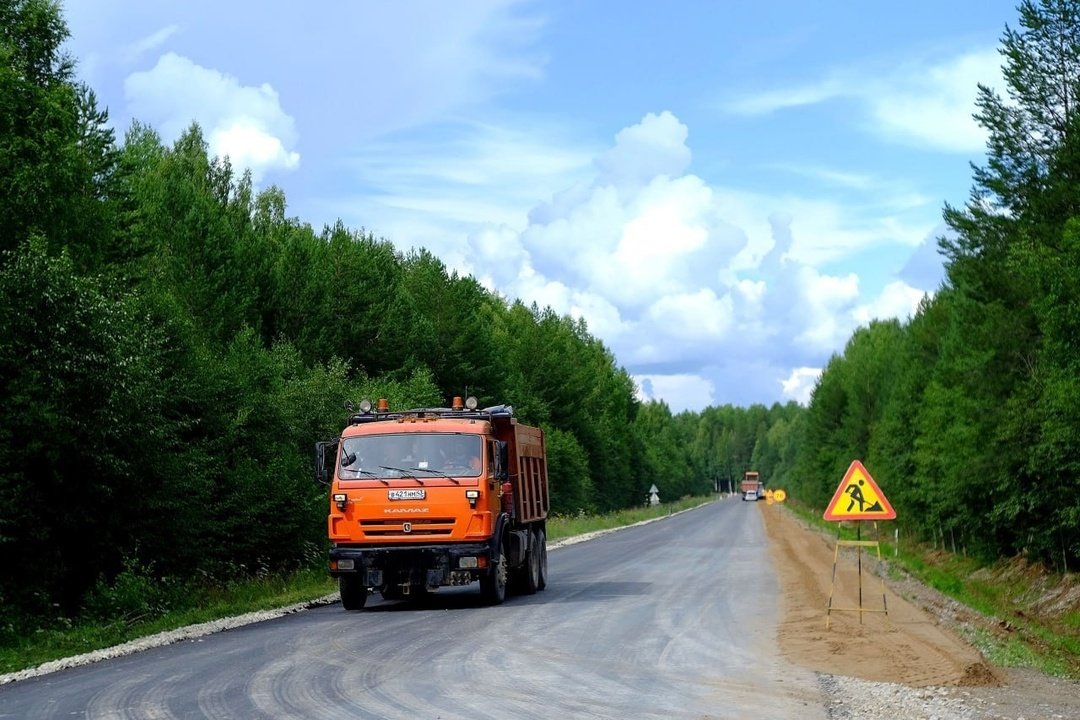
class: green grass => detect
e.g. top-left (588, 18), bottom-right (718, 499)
top-left (2, 495), bottom-right (717, 676)
top-left (0, 568), bottom-right (336, 676)
top-left (966, 627), bottom-right (1048, 669)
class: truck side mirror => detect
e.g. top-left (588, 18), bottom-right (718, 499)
top-left (314, 440), bottom-right (338, 485)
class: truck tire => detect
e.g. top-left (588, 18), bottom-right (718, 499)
top-left (480, 549), bottom-right (507, 605)
top-left (535, 528), bottom-right (548, 591)
top-left (519, 533), bottom-right (540, 595)
top-left (339, 575), bottom-right (367, 610)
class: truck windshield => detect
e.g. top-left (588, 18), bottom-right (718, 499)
top-left (339, 433), bottom-right (483, 479)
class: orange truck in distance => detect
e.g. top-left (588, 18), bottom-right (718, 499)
top-left (740, 471), bottom-right (763, 501)
top-left (314, 396), bottom-right (549, 609)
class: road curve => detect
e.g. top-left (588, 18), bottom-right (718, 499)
top-left (0, 499), bottom-right (827, 719)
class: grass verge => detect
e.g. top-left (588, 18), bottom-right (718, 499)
top-left (0, 568), bottom-right (336, 676)
top-left (1, 495), bottom-right (716, 676)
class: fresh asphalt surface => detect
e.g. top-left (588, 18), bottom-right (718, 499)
top-left (0, 500), bottom-right (828, 719)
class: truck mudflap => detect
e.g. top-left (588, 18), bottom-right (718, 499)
top-left (330, 543), bottom-right (492, 588)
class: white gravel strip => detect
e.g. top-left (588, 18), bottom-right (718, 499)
top-left (820, 674), bottom-right (980, 719)
top-left (0, 595), bottom-right (339, 686)
top-left (546, 506), bottom-right (687, 550)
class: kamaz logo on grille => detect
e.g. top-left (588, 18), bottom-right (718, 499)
top-left (402, 522), bottom-right (412, 533)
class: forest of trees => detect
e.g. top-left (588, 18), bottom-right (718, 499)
top-left (787, 0), bottom-right (1080, 573)
top-left (0, 0), bottom-right (782, 629)
top-left (4, 0), bottom-right (1079, 634)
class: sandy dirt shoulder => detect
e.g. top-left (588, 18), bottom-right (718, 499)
top-left (760, 500), bottom-right (1080, 718)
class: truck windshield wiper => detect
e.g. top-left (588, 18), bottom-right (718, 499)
top-left (411, 467), bottom-right (460, 485)
top-left (362, 469), bottom-right (391, 485)
top-left (343, 468), bottom-right (389, 484)
top-left (380, 466), bottom-right (425, 484)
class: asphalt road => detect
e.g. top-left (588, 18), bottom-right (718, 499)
top-left (0, 499), bottom-right (828, 719)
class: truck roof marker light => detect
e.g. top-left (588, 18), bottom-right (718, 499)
top-left (377, 398), bottom-right (389, 412)
top-left (465, 396), bottom-right (478, 410)
top-left (452, 396), bottom-right (464, 410)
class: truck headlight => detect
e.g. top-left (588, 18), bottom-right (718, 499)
top-left (459, 557), bottom-right (478, 569)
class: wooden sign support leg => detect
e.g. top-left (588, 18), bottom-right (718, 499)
top-left (857, 523), bottom-right (863, 624)
top-left (826, 527), bottom-right (841, 630)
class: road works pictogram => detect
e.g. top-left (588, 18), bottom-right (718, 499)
top-left (823, 460), bottom-right (896, 521)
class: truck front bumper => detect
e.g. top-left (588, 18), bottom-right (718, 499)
top-left (329, 543), bottom-right (492, 588)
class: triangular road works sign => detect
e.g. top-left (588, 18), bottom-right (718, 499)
top-left (823, 460), bottom-right (896, 521)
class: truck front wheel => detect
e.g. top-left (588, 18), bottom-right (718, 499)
top-left (480, 549), bottom-right (507, 605)
top-left (339, 575), bottom-right (368, 610)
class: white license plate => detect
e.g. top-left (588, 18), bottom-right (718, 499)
top-left (388, 489), bottom-right (426, 501)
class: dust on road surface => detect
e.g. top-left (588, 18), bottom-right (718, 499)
top-left (760, 501), bottom-right (1080, 718)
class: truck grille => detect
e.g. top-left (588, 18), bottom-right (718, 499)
top-left (360, 518), bottom-right (456, 537)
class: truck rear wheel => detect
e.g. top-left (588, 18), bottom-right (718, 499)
top-left (339, 575), bottom-right (367, 611)
top-left (519, 533), bottom-right (540, 595)
top-left (480, 549), bottom-right (507, 605)
top-left (535, 529), bottom-right (548, 591)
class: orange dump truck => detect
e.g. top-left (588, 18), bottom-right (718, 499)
top-left (740, 471), bottom-right (762, 501)
top-left (314, 396), bottom-right (549, 609)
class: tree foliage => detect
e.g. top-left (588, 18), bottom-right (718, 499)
top-left (787, 0), bottom-right (1080, 569)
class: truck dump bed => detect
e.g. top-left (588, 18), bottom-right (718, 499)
top-left (507, 421), bottom-right (549, 523)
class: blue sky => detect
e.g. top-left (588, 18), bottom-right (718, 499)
top-left (61, 1), bottom-right (1020, 412)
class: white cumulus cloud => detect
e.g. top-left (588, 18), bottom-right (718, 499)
top-left (793, 268), bottom-right (861, 351)
top-left (634, 374), bottom-right (716, 413)
top-left (210, 119), bottom-right (299, 176)
top-left (328, 109), bottom-right (943, 411)
top-left (597, 110), bottom-right (692, 188)
top-left (781, 367), bottom-right (823, 405)
top-left (645, 290), bottom-right (734, 342)
top-left (125, 53), bottom-right (300, 180)
top-left (853, 280), bottom-right (929, 325)
top-left (466, 112), bottom-right (931, 409)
